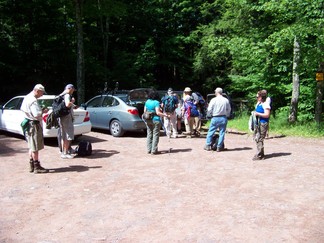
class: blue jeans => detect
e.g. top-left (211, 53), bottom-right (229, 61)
top-left (206, 116), bottom-right (228, 148)
top-left (146, 120), bottom-right (161, 153)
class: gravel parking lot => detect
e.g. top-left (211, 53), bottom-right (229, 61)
top-left (0, 130), bottom-right (323, 242)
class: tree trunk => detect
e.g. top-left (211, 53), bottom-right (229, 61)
top-left (289, 36), bottom-right (300, 123)
top-left (75, 0), bottom-right (85, 104)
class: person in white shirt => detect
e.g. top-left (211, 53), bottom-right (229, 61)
top-left (204, 87), bottom-right (231, 152)
top-left (21, 84), bottom-right (49, 173)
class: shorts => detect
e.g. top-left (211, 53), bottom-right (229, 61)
top-left (26, 122), bottom-right (44, 152)
top-left (59, 114), bottom-right (74, 140)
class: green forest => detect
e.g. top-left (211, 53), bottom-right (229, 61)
top-left (1, 0), bottom-right (323, 123)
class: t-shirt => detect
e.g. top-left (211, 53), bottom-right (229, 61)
top-left (255, 102), bottom-right (271, 123)
top-left (145, 99), bottom-right (161, 122)
top-left (20, 91), bottom-right (42, 121)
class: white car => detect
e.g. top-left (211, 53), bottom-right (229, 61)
top-left (0, 95), bottom-right (92, 138)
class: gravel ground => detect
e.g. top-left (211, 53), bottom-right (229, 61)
top-left (0, 130), bottom-right (323, 243)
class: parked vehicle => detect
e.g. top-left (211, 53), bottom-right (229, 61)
top-left (81, 93), bottom-right (147, 137)
top-left (206, 93), bottom-right (235, 119)
top-left (0, 95), bottom-right (92, 138)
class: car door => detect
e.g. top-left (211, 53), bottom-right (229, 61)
top-left (85, 96), bottom-right (104, 127)
top-left (0, 97), bottom-right (24, 134)
top-left (95, 96), bottom-right (116, 129)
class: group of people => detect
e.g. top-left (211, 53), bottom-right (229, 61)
top-left (21, 83), bottom-right (271, 174)
top-left (144, 86), bottom-right (213, 155)
top-left (144, 86), bottom-right (271, 161)
top-left (21, 83), bottom-right (77, 173)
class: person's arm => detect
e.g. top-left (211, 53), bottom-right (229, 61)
top-left (255, 108), bottom-right (270, 118)
top-left (155, 105), bottom-right (169, 118)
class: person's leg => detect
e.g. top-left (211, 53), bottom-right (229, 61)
top-left (151, 121), bottom-right (161, 154)
top-left (217, 117), bottom-right (227, 149)
top-left (206, 117), bottom-right (218, 146)
top-left (188, 117), bottom-right (194, 136)
top-left (146, 122), bottom-right (153, 153)
top-left (163, 116), bottom-right (171, 138)
top-left (255, 123), bottom-right (268, 158)
top-left (170, 113), bottom-right (178, 137)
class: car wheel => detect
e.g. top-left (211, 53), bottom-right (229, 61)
top-left (109, 119), bottom-right (125, 137)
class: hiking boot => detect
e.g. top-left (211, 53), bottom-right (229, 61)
top-left (216, 147), bottom-right (227, 152)
top-left (204, 145), bottom-right (211, 151)
top-left (33, 161), bottom-right (48, 174)
top-left (252, 155), bottom-right (265, 161)
top-left (29, 159), bottom-right (34, 173)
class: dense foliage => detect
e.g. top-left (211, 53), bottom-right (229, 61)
top-left (0, 0), bottom-right (323, 122)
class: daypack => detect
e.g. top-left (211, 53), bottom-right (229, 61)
top-left (52, 95), bottom-right (70, 119)
top-left (76, 140), bottom-right (92, 156)
top-left (192, 92), bottom-right (206, 108)
top-left (210, 133), bottom-right (225, 151)
top-left (163, 95), bottom-right (177, 113)
top-left (45, 112), bottom-right (59, 129)
top-left (186, 101), bottom-right (199, 117)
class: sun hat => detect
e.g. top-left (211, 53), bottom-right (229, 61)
top-left (184, 87), bottom-right (192, 92)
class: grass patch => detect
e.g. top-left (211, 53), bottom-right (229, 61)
top-left (225, 114), bottom-right (324, 138)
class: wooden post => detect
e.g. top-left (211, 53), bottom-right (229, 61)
top-left (315, 66), bottom-right (324, 123)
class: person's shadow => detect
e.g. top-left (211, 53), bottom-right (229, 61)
top-left (265, 152), bottom-right (291, 159)
top-left (49, 165), bottom-right (102, 173)
top-left (226, 147), bottom-right (253, 151)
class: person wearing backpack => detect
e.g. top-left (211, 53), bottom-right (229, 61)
top-left (58, 84), bottom-right (77, 159)
top-left (204, 87), bottom-right (231, 152)
top-left (161, 88), bottom-right (178, 138)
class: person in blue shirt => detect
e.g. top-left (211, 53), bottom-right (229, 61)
top-left (253, 90), bottom-right (271, 160)
top-left (144, 90), bottom-right (169, 155)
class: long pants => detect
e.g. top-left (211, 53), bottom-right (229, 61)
top-left (206, 116), bottom-right (228, 148)
top-left (163, 112), bottom-right (178, 137)
top-left (146, 120), bottom-right (161, 153)
top-left (253, 122), bottom-right (268, 158)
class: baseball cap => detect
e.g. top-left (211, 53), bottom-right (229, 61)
top-left (65, 84), bottom-right (77, 90)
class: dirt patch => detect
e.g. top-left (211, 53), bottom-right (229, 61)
top-left (0, 130), bottom-right (323, 242)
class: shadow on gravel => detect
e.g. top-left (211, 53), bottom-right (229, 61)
top-left (160, 148), bottom-right (192, 154)
top-left (265, 152), bottom-right (291, 159)
top-left (227, 147), bottom-right (253, 151)
top-left (74, 149), bottom-right (119, 159)
top-left (49, 165), bottom-right (102, 173)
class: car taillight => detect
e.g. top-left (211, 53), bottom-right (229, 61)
top-left (128, 109), bottom-right (139, 115)
top-left (83, 111), bottom-right (90, 122)
top-left (43, 113), bottom-right (48, 123)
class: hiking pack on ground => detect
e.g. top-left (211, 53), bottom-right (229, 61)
top-left (52, 95), bottom-right (70, 119)
top-left (75, 140), bottom-right (92, 156)
top-left (163, 95), bottom-right (177, 113)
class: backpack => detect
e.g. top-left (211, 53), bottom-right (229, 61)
top-left (210, 133), bottom-right (225, 151)
top-left (163, 95), bottom-right (177, 113)
top-left (76, 141), bottom-right (92, 156)
top-left (52, 95), bottom-right (70, 119)
top-left (192, 92), bottom-right (205, 108)
top-left (186, 101), bottom-right (199, 117)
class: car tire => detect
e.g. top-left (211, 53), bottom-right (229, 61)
top-left (109, 119), bottom-right (125, 137)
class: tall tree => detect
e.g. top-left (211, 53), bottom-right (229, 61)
top-left (289, 36), bottom-right (300, 122)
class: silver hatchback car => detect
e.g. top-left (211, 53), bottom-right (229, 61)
top-left (81, 94), bottom-right (147, 137)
